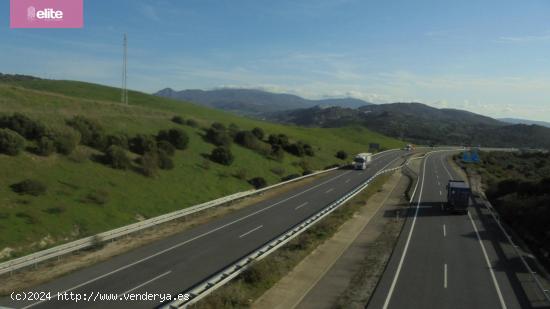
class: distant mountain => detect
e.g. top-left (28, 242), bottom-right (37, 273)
top-left (154, 88), bottom-right (372, 116)
top-left (499, 118), bottom-right (550, 128)
top-left (267, 103), bottom-right (550, 149)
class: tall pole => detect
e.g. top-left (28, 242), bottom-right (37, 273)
top-left (121, 33), bottom-right (128, 105)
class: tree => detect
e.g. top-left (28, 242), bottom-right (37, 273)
top-left (210, 147), bottom-right (234, 165)
top-left (205, 127), bottom-right (232, 147)
top-left (336, 150), bottom-right (348, 160)
top-left (36, 136), bottom-right (56, 156)
top-left (252, 127), bottom-right (265, 140)
top-left (104, 145), bottom-right (131, 170)
top-left (234, 131), bottom-right (260, 150)
top-left (0, 128), bottom-right (25, 156)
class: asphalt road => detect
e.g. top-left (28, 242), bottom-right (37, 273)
top-left (1, 150), bottom-right (406, 309)
top-left (367, 151), bottom-right (536, 309)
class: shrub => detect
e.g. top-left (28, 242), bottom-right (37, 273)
top-left (336, 150), bottom-right (348, 160)
top-left (0, 128), bottom-right (25, 155)
top-left (228, 123), bottom-right (240, 138)
top-left (0, 113), bottom-right (46, 140)
top-left (269, 144), bottom-right (285, 161)
top-left (281, 174), bottom-right (300, 181)
top-left (138, 152), bottom-right (158, 177)
top-left (157, 140), bottom-right (175, 156)
top-left (268, 134), bottom-right (289, 148)
top-left (186, 119), bottom-right (199, 127)
top-left (270, 166), bottom-right (286, 176)
top-left (303, 143), bottom-right (315, 156)
top-left (66, 116), bottom-right (105, 149)
top-left (157, 128), bottom-right (189, 150)
top-left (36, 136), bottom-right (56, 156)
top-left (130, 134), bottom-right (157, 155)
top-left (86, 190), bottom-right (109, 205)
top-left (234, 131), bottom-right (261, 150)
top-left (211, 122), bottom-right (226, 131)
top-left (248, 177), bottom-right (267, 189)
top-left (104, 145), bottom-right (131, 170)
top-left (11, 179), bottom-right (47, 196)
top-left (205, 127), bottom-right (232, 147)
top-left (105, 133), bottom-right (129, 150)
top-left (252, 127), bottom-right (265, 140)
top-left (285, 142), bottom-right (305, 157)
top-left (210, 147), bottom-right (234, 165)
top-left (172, 115), bottom-right (185, 125)
top-left (52, 129), bottom-right (80, 155)
top-left (157, 150), bottom-right (174, 170)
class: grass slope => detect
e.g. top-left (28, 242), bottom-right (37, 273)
top-left (0, 78), bottom-right (404, 259)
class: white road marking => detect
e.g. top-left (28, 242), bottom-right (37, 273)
top-left (239, 225), bottom-right (263, 238)
top-left (325, 188), bottom-right (334, 193)
top-left (22, 169), bottom-right (354, 308)
top-left (345, 178), bottom-right (351, 183)
top-left (382, 153), bottom-right (430, 309)
top-left (438, 181), bottom-right (441, 186)
top-left (439, 190), bottom-right (442, 196)
top-left (117, 271), bottom-right (171, 298)
top-left (444, 264), bottom-right (448, 288)
top-left (295, 202), bottom-right (309, 210)
top-left (468, 211), bottom-right (508, 309)
top-left (443, 224), bottom-right (447, 237)
top-left (440, 155), bottom-right (453, 179)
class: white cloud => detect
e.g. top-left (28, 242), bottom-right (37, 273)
top-left (138, 4), bottom-right (161, 22)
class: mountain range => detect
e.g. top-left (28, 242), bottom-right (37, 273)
top-left (499, 118), bottom-right (550, 128)
top-left (154, 88), bottom-right (372, 116)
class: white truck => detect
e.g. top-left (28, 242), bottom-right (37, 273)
top-left (353, 153), bottom-right (372, 170)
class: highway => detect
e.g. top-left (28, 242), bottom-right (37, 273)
top-left (368, 151), bottom-right (535, 309)
top-left (0, 150), bottom-right (406, 309)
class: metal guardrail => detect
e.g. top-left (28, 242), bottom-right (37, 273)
top-left (0, 149), bottom-right (399, 276)
top-left (162, 156), bottom-right (409, 308)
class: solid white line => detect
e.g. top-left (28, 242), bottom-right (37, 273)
top-left (239, 225), bottom-right (263, 238)
top-left (443, 224), bottom-right (446, 237)
top-left (441, 155), bottom-right (453, 179)
top-left (382, 153), bottom-right (430, 309)
top-left (117, 271), bottom-right (171, 297)
top-left (23, 169), bottom-right (354, 308)
top-left (467, 211), bottom-right (508, 309)
top-left (444, 264), bottom-right (448, 288)
top-left (325, 188), bottom-right (334, 193)
top-left (295, 202), bottom-right (309, 210)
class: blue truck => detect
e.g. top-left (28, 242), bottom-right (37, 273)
top-left (446, 180), bottom-right (471, 214)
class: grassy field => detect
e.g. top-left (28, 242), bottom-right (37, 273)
top-left (0, 78), bottom-right (404, 259)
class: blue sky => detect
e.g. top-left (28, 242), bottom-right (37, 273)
top-left (2, 0), bottom-right (550, 121)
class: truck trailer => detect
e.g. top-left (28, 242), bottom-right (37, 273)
top-left (353, 153), bottom-right (372, 170)
top-left (446, 180), bottom-right (471, 214)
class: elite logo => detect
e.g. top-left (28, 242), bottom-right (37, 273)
top-left (11, 0), bottom-right (83, 28)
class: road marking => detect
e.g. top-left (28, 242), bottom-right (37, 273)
top-left (295, 202), bottom-right (309, 210)
top-left (440, 155), bottom-right (453, 179)
top-left (443, 224), bottom-right (446, 237)
top-left (444, 264), bottom-right (448, 288)
top-left (117, 271), bottom-right (171, 297)
top-left (438, 181), bottom-right (441, 186)
top-left (382, 153), bottom-right (430, 309)
top-left (239, 225), bottom-right (263, 238)
top-left (468, 211), bottom-right (508, 309)
top-left (22, 168), bottom-right (355, 308)
top-left (325, 188), bottom-right (334, 193)
top-left (345, 178), bottom-right (351, 183)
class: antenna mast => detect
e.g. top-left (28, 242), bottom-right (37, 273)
top-left (121, 33), bottom-right (128, 105)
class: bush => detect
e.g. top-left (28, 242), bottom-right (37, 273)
top-left (248, 177), bottom-right (267, 189)
top-left (186, 119), bottom-right (199, 127)
top-left (0, 128), bottom-right (25, 155)
top-left (0, 113), bottom-right (46, 140)
top-left (270, 166), bottom-right (286, 176)
top-left (205, 127), bottom-right (232, 147)
top-left (105, 133), bottom-right (129, 149)
top-left (66, 116), bottom-right (105, 149)
top-left (268, 134), bottom-right (289, 148)
top-left (130, 134), bottom-right (157, 155)
top-left (157, 128), bottom-right (189, 150)
top-left (172, 115), bottom-right (185, 125)
top-left (36, 136), bottom-right (56, 156)
top-left (138, 152), bottom-right (158, 177)
top-left (211, 122), bottom-right (226, 131)
top-left (252, 127), bottom-right (265, 140)
top-left (104, 145), bottom-right (131, 170)
top-left (336, 150), bottom-right (348, 160)
top-left (303, 143), bottom-right (315, 156)
top-left (228, 123), bottom-right (240, 138)
top-left (210, 147), bottom-right (234, 165)
top-left (269, 144), bottom-right (285, 161)
top-left (11, 179), bottom-right (47, 196)
top-left (281, 174), bottom-right (300, 181)
top-left (234, 131), bottom-right (261, 150)
top-left (157, 150), bottom-right (174, 170)
top-left (157, 140), bottom-right (175, 156)
top-left (52, 129), bottom-right (80, 155)
top-left (285, 142), bottom-right (305, 157)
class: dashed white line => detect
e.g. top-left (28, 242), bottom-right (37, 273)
top-left (444, 264), bottom-right (448, 288)
top-left (345, 178), bottom-right (351, 183)
top-left (439, 190), bottom-right (442, 196)
top-left (443, 224), bottom-right (447, 237)
top-left (325, 188), bottom-right (334, 193)
top-left (117, 271), bottom-right (171, 298)
top-left (295, 202), bottom-right (309, 210)
top-left (239, 225), bottom-right (263, 238)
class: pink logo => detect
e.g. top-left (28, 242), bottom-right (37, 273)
top-left (10, 0), bottom-right (83, 28)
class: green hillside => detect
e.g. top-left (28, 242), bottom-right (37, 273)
top-left (0, 76), bottom-right (404, 259)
